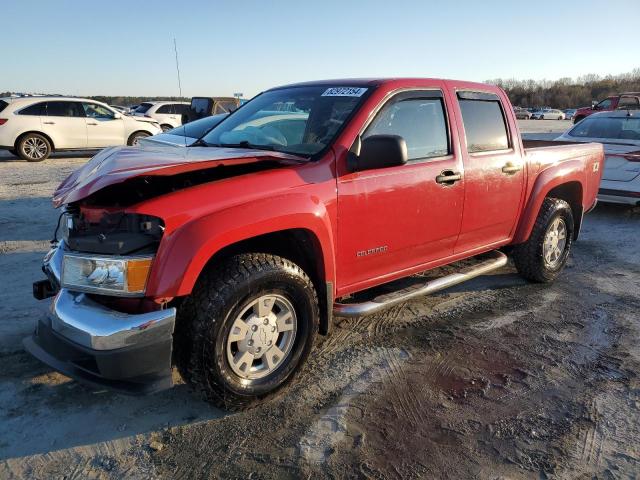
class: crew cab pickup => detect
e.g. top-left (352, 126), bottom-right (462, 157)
top-left (26, 79), bottom-right (603, 409)
top-left (573, 92), bottom-right (640, 123)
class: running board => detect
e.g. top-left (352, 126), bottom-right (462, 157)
top-left (333, 250), bottom-right (508, 317)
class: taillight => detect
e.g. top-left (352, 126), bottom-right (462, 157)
top-left (0, 119), bottom-right (7, 126)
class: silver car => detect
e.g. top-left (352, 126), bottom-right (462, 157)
top-left (555, 110), bottom-right (640, 205)
top-left (532, 108), bottom-right (566, 120)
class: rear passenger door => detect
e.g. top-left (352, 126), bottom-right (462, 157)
top-left (453, 91), bottom-right (525, 254)
top-left (42, 101), bottom-right (87, 149)
top-left (337, 89), bottom-right (465, 291)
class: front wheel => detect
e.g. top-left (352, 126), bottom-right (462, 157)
top-left (176, 253), bottom-right (319, 410)
top-left (127, 131), bottom-right (151, 146)
top-left (512, 197), bottom-right (574, 283)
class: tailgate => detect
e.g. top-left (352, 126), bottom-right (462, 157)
top-left (602, 152), bottom-right (640, 182)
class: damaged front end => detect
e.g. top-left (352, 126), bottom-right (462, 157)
top-left (26, 204), bottom-right (176, 394)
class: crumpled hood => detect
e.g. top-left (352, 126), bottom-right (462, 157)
top-left (53, 144), bottom-right (305, 207)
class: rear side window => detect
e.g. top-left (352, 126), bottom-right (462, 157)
top-left (364, 91), bottom-right (449, 161)
top-left (135, 103), bottom-right (153, 114)
top-left (569, 117), bottom-right (640, 140)
top-left (46, 101), bottom-right (85, 117)
top-left (0, 100), bottom-right (8, 113)
top-left (156, 104), bottom-right (172, 114)
top-left (18, 102), bottom-right (46, 115)
top-left (457, 91), bottom-right (510, 153)
top-left (618, 97), bottom-right (640, 109)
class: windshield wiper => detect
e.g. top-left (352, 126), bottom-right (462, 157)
top-left (220, 141), bottom-right (275, 151)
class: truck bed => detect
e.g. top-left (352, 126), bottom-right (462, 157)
top-left (522, 138), bottom-right (604, 213)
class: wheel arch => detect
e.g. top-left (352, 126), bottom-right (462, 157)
top-left (513, 165), bottom-right (585, 244)
top-left (15, 130), bottom-right (55, 151)
top-left (127, 130), bottom-right (152, 145)
top-left (198, 228), bottom-right (333, 334)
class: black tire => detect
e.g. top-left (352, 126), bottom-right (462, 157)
top-left (176, 253), bottom-right (319, 410)
top-left (160, 124), bottom-right (173, 132)
top-left (17, 133), bottom-right (51, 162)
top-left (558, 116), bottom-right (563, 120)
top-left (127, 131), bottom-right (151, 146)
top-left (512, 197), bottom-right (574, 283)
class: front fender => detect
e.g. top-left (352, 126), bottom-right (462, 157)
top-left (512, 159), bottom-right (585, 244)
top-left (144, 192), bottom-right (336, 298)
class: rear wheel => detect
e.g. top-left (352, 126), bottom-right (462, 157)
top-left (127, 131), bottom-right (150, 146)
top-left (17, 133), bottom-right (51, 162)
top-left (512, 197), bottom-right (574, 283)
top-left (558, 116), bottom-right (563, 120)
top-left (176, 253), bottom-right (319, 410)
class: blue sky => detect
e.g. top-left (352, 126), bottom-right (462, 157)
top-left (3, 0), bottom-right (638, 97)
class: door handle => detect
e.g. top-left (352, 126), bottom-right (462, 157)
top-left (502, 162), bottom-right (522, 175)
top-left (43, 121), bottom-right (55, 125)
top-left (435, 170), bottom-right (462, 185)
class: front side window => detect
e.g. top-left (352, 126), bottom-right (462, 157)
top-left (18, 102), bottom-right (46, 115)
top-left (458, 92), bottom-right (510, 153)
top-left (83, 103), bottom-right (114, 119)
top-left (595, 99), bottom-right (612, 110)
top-left (569, 116), bottom-right (640, 140)
top-left (46, 101), bottom-right (84, 117)
top-left (363, 92), bottom-right (449, 160)
top-left (202, 86), bottom-right (369, 156)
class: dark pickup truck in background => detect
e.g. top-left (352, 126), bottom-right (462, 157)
top-left (27, 78), bottom-right (603, 409)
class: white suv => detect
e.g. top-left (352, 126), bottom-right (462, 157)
top-left (0, 97), bottom-right (162, 161)
top-left (132, 101), bottom-right (190, 131)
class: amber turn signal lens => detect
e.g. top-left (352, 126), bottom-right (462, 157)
top-left (126, 258), bottom-right (153, 293)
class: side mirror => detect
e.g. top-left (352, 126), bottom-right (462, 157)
top-left (347, 135), bottom-right (408, 173)
top-left (113, 112), bottom-right (122, 119)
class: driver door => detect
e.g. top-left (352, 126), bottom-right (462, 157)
top-left (336, 89), bottom-right (465, 293)
top-left (83, 103), bottom-right (125, 147)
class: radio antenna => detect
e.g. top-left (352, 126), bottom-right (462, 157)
top-left (173, 37), bottom-right (183, 98)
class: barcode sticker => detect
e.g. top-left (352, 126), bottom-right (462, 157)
top-left (321, 87), bottom-right (368, 97)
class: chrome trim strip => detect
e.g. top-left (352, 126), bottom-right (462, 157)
top-left (49, 288), bottom-right (176, 350)
top-left (333, 251), bottom-right (508, 317)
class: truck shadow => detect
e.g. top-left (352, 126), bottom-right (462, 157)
top-left (0, 349), bottom-right (226, 460)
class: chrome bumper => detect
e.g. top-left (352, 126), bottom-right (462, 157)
top-left (50, 289), bottom-right (176, 350)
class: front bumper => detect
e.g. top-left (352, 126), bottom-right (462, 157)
top-left (25, 242), bottom-right (177, 394)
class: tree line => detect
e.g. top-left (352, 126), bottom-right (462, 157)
top-left (486, 68), bottom-right (640, 109)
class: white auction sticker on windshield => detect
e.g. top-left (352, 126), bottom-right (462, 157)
top-left (321, 87), bottom-right (368, 97)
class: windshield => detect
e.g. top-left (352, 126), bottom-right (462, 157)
top-left (201, 86), bottom-right (369, 156)
top-left (569, 116), bottom-right (640, 141)
top-left (167, 114), bottom-right (229, 139)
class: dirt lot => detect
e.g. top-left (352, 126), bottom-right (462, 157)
top-left (1, 119), bottom-right (639, 478)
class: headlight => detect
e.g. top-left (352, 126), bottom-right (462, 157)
top-left (61, 254), bottom-right (153, 296)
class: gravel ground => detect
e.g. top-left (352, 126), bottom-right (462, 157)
top-left (1, 119), bottom-right (639, 478)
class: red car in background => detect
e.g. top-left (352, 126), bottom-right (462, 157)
top-left (573, 92), bottom-right (640, 123)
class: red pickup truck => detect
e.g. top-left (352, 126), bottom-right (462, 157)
top-left (573, 92), bottom-right (640, 123)
top-left (27, 78), bottom-right (603, 409)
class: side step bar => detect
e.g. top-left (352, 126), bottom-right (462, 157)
top-left (333, 250), bottom-right (508, 317)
